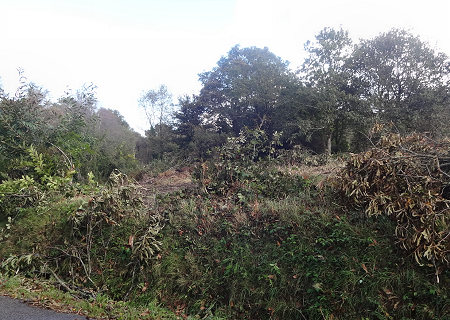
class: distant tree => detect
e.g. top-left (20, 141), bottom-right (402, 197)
top-left (137, 84), bottom-right (176, 160)
top-left (350, 28), bottom-right (450, 135)
top-left (92, 108), bottom-right (139, 178)
top-left (139, 84), bottom-right (174, 135)
top-left (171, 94), bottom-right (229, 160)
top-left (173, 95), bottom-right (205, 150)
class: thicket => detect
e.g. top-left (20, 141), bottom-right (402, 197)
top-left (0, 79), bottom-right (140, 184)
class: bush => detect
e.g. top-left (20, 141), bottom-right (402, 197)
top-left (193, 128), bottom-right (307, 201)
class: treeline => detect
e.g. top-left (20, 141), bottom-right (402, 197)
top-left (140, 27), bottom-right (450, 162)
top-left (2, 27), bottom-right (450, 180)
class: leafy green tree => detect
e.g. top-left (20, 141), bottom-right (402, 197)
top-left (197, 45), bottom-right (297, 135)
top-left (351, 28), bottom-right (450, 135)
top-left (173, 94), bottom-right (204, 149)
top-left (299, 27), bottom-right (369, 154)
top-left (172, 94), bottom-right (227, 160)
top-left (54, 85), bottom-right (139, 179)
top-left (135, 123), bottom-right (179, 163)
top-left (49, 84), bottom-right (99, 179)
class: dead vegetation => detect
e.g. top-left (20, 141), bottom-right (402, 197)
top-left (139, 167), bottom-right (194, 194)
top-left (333, 131), bottom-right (450, 274)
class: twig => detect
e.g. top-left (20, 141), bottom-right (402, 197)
top-left (48, 267), bottom-right (72, 293)
top-left (47, 142), bottom-right (74, 170)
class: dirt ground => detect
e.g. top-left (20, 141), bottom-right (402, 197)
top-left (137, 167), bottom-right (196, 207)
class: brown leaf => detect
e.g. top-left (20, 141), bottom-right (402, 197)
top-left (140, 308), bottom-right (150, 316)
top-left (383, 288), bottom-right (393, 295)
top-left (362, 263), bottom-right (369, 274)
top-left (128, 235), bottom-right (135, 248)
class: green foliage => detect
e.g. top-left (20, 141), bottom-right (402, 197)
top-left (61, 171), bottom-right (163, 295)
top-left (0, 82), bottom-right (49, 174)
top-left (0, 145), bottom-right (76, 219)
top-left (193, 128), bottom-right (306, 200)
top-left (299, 27), bottom-right (372, 155)
top-left (0, 79), bottom-right (140, 183)
top-left (154, 190), bottom-right (450, 319)
top-left (0, 216), bottom-right (13, 241)
top-left (92, 108), bottom-right (140, 178)
top-left (351, 28), bottom-right (450, 135)
top-left (0, 169), bottom-right (166, 302)
top-left (197, 45), bottom-right (296, 136)
top-left (4, 29), bottom-right (450, 320)
top-left (0, 253), bottom-right (42, 277)
top-left (172, 31), bottom-right (450, 157)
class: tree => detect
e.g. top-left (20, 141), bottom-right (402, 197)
top-left (139, 84), bottom-right (174, 136)
top-left (138, 84), bottom-right (176, 160)
top-left (196, 45), bottom-right (297, 135)
top-left (0, 82), bottom-right (51, 177)
top-left (351, 28), bottom-right (450, 135)
top-left (49, 84), bottom-right (99, 179)
top-left (299, 27), bottom-right (368, 154)
top-left (173, 95), bottom-right (205, 151)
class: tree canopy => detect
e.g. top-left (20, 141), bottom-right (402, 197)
top-left (172, 28), bottom-right (450, 157)
top-left (351, 28), bottom-right (450, 135)
top-left (196, 45), bottom-right (297, 135)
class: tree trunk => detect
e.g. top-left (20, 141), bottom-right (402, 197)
top-left (327, 132), bottom-right (332, 155)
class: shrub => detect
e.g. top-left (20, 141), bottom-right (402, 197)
top-left (192, 128), bottom-right (307, 201)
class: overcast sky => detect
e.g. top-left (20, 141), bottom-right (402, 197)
top-left (0, 0), bottom-right (449, 133)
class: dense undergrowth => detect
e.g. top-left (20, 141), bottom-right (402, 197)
top-left (2, 129), bottom-right (450, 319)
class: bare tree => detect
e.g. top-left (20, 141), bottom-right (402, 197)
top-left (138, 84), bottom-right (173, 137)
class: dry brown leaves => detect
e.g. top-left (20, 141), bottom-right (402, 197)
top-left (333, 132), bottom-right (450, 268)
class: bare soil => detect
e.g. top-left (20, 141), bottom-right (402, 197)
top-left (137, 167), bottom-right (196, 206)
